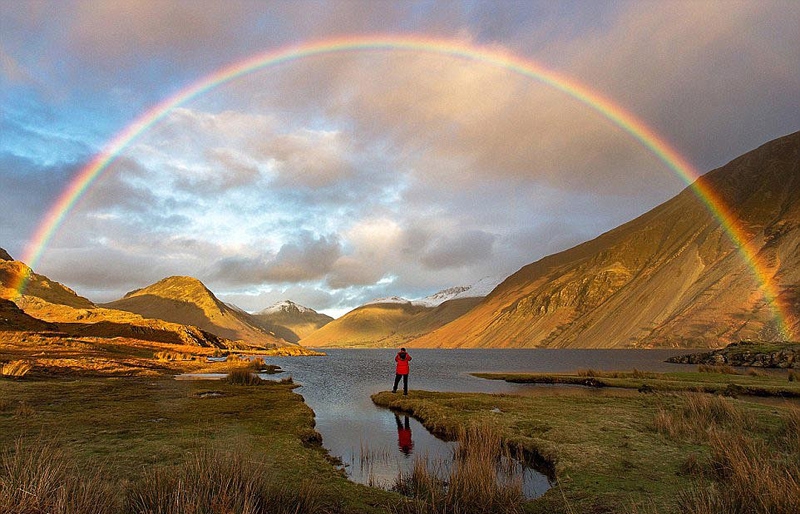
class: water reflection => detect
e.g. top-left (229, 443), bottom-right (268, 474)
top-left (261, 349), bottom-right (692, 497)
top-left (395, 413), bottom-right (414, 457)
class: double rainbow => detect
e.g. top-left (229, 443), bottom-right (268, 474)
top-left (14, 35), bottom-right (794, 339)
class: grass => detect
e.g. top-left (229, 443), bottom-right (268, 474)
top-left (0, 437), bottom-right (118, 513)
top-left (0, 376), bottom-right (399, 513)
top-left (392, 424), bottom-right (525, 514)
top-left (127, 448), bottom-right (327, 514)
top-left (225, 368), bottom-right (264, 385)
top-left (473, 368), bottom-right (800, 397)
top-left (697, 364), bottom-right (738, 374)
top-left (372, 388), bottom-right (798, 514)
top-left (2, 359), bottom-right (33, 378)
top-left (675, 409), bottom-right (800, 514)
top-left (652, 393), bottom-right (753, 442)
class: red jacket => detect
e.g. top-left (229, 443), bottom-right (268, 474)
top-left (395, 352), bottom-right (411, 375)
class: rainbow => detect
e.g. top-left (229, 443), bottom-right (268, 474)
top-left (14, 34), bottom-right (795, 339)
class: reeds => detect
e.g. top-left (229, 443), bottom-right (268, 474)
top-left (0, 437), bottom-right (118, 514)
top-left (393, 424), bottom-right (525, 514)
top-left (126, 449), bottom-right (326, 514)
top-left (2, 359), bottom-right (33, 378)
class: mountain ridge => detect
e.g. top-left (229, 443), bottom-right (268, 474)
top-left (409, 130), bottom-right (800, 349)
top-left (105, 276), bottom-right (292, 348)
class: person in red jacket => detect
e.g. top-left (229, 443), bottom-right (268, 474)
top-left (392, 347), bottom-right (412, 395)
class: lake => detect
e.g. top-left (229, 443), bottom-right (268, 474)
top-left (260, 348), bottom-right (692, 497)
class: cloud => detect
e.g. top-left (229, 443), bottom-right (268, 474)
top-left (211, 232), bottom-right (342, 286)
top-left (532, 1), bottom-right (800, 170)
top-left (420, 230), bottom-right (496, 270)
top-left (327, 218), bottom-right (405, 289)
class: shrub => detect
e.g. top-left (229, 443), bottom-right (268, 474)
top-left (225, 368), bottom-right (263, 386)
top-left (2, 360), bottom-right (33, 378)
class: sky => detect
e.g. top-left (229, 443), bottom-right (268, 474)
top-left (1, 1), bottom-right (798, 318)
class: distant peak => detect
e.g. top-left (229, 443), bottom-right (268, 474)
top-left (124, 275), bottom-right (216, 302)
top-left (364, 296), bottom-right (411, 306)
top-left (0, 248), bottom-right (13, 261)
top-left (257, 299), bottom-right (317, 315)
top-left (412, 276), bottom-right (502, 307)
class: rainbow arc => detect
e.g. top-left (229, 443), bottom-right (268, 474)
top-left (13, 35), bottom-right (794, 339)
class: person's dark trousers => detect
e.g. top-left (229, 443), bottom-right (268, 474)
top-left (392, 373), bottom-right (408, 394)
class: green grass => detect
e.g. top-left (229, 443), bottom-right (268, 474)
top-left (0, 376), bottom-right (399, 513)
top-left (472, 369), bottom-right (800, 397)
top-left (372, 389), bottom-right (798, 514)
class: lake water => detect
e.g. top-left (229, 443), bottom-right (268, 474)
top-left (260, 348), bottom-right (692, 497)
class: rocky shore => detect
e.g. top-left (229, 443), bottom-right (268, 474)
top-left (667, 341), bottom-right (798, 368)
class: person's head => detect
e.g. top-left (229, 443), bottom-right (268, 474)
top-left (400, 347), bottom-right (406, 352)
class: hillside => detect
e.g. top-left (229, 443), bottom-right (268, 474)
top-left (0, 255), bottom-right (234, 347)
top-left (410, 131), bottom-right (800, 349)
top-left (252, 300), bottom-right (333, 343)
top-left (299, 296), bottom-right (482, 348)
top-left (0, 298), bottom-right (59, 332)
top-left (105, 276), bottom-right (292, 348)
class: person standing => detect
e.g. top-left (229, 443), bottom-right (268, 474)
top-left (392, 347), bottom-right (412, 395)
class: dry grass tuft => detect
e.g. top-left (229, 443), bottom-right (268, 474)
top-left (13, 402), bottom-right (35, 419)
top-left (154, 351), bottom-right (194, 362)
top-left (225, 368), bottom-right (263, 386)
top-left (653, 393), bottom-right (751, 442)
top-left (698, 364), bottom-right (738, 375)
top-left (393, 424), bottom-right (525, 514)
top-left (677, 429), bottom-right (800, 514)
top-left (2, 359), bottom-right (33, 378)
top-left (126, 448), bottom-right (326, 514)
top-left (248, 357), bottom-right (267, 370)
top-left (574, 368), bottom-right (654, 379)
top-left (0, 437), bottom-right (118, 513)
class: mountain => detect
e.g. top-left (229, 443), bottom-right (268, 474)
top-left (251, 300), bottom-right (333, 343)
top-left (105, 276), bottom-right (292, 348)
top-left (0, 253), bottom-right (232, 347)
top-left (299, 289), bottom-right (484, 348)
top-left (410, 131), bottom-right (800, 349)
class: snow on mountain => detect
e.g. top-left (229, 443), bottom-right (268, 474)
top-left (412, 276), bottom-right (503, 308)
top-left (256, 299), bottom-right (317, 316)
top-left (363, 296), bottom-right (412, 307)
